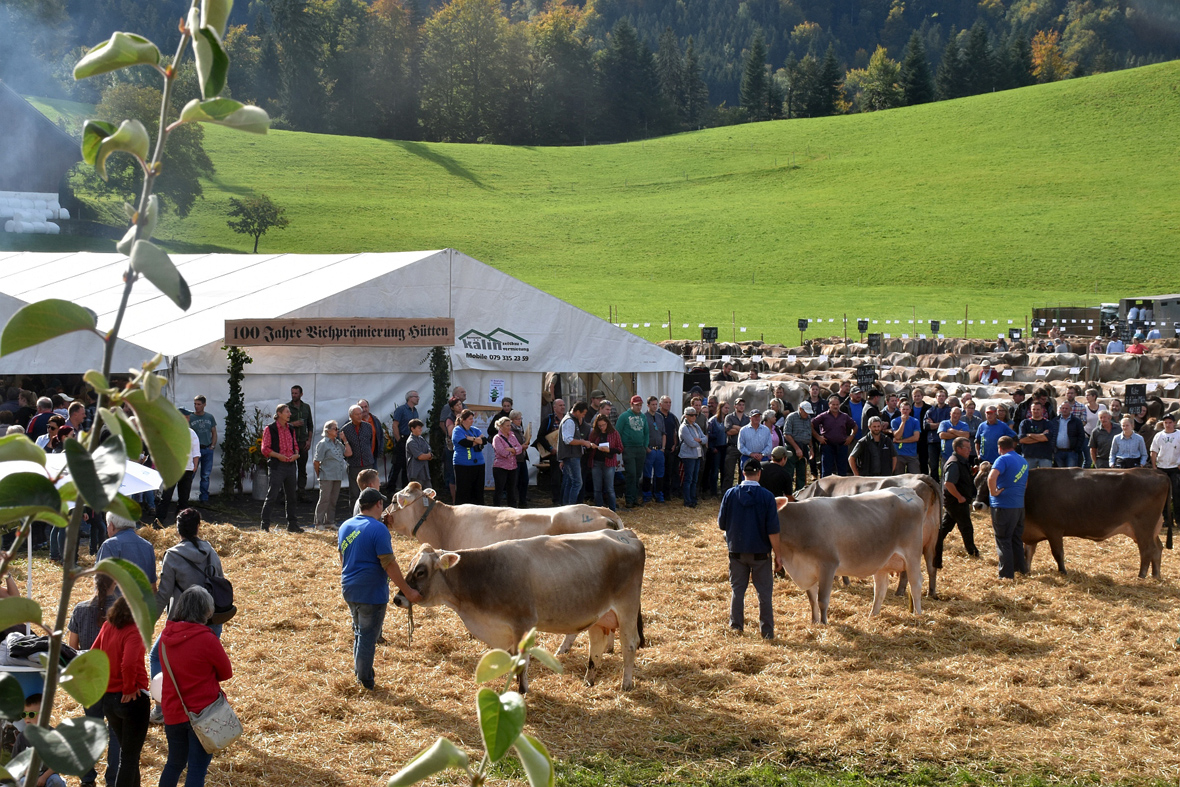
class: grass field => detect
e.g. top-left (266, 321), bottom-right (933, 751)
top-left (19, 61), bottom-right (1180, 342)
top-left (25, 500), bottom-right (1179, 787)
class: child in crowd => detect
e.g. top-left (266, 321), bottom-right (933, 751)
top-left (11, 694), bottom-right (66, 787)
top-left (352, 469), bottom-right (381, 516)
top-left (405, 420), bottom-right (433, 487)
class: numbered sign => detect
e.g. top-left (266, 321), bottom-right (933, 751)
top-left (857, 319), bottom-right (869, 333)
top-left (930, 320), bottom-right (940, 334)
top-left (1009, 328), bottom-right (1022, 341)
top-left (798, 318), bottom-right (809, 332)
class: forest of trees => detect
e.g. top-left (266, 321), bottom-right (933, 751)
top-left (1, 0), bottom-right (1178, 145)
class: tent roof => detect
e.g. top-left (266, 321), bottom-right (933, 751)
top-left (0, 249), bottom-right (683, 374)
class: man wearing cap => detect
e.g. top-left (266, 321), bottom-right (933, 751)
top-left (718, 460), bottom-right (785, 640)
top-left (812, 396), bottom-right (856, 477)
top-left (1009, 389), bottom-right (1031, 427)
top-left (759, 446), bottom-right (793, 497)
top-left (782, 402), bottom-right (813, 490)
top-left (737, 410), bottom-right (772, 468)
top-left (338, 487), bottom-right (422, 690)
top-left (859, 389), bottom-right (884, 436)
top-left (975, 405), bottom-right (1017, 465)
top-left (1126, 333), bottom-right (1149, 355)
top-left (850, 416), bottom-right (898, 477)
top-left (978, 360), bottom-right (1000, 385)
top-left (722, 398), bottom-right (750, 493)
top-left (840, 386), bottom-right (867, 440)
top-left (643, 397), bottom-right (666, 503)
top-left (1150, 413), bottom-right (1180, 543)
top-left (1105, 332), bottom-right (1126, 354)
top-left (615, 395), bottom-right (650, 509)
top-left (891, 400), bottom-right (922, 474)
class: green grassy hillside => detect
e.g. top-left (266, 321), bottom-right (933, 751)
top-left (23, 62), bottom-right (1180, 342)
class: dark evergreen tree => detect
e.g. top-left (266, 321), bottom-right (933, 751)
top-left (795, 52), bottom-right (821, 116)
top-left (655, 27), bottom-right (685, 122)
top-left (1006, 35), bottom-right (1036, 89)
top-left (595, 19), bottom-right (662, 141)
top-left (962, 21), bottom-right (995, 95)
top-left (781, 51), bottom-right (800, 117)
top-left (899, 29), bottom-right (934, 105)
top-left (740, 30), bottom-right (769, 120)
top-left (812, 43), bottom-right (843, 117)
top-left (683, 36), bottom-right (710, 126)
top-left (935, 35), bottom-right (966, 100)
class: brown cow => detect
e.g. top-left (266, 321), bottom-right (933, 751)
top-left (971, 466), bottom-right (1171, 577)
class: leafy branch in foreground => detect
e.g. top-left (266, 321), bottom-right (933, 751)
top-left (0, 1), bottom-right (269, 784)
top-left (388, 629), bottom-right (560, 787)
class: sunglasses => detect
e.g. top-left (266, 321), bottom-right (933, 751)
top-left (22, 711), bottom-right (36, 719)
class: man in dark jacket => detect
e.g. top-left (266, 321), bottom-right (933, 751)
top-left (758, 446), bottom-right (793, 497)
top-left (718, 460), bottom-right (785, 640)
top-left (1050, 401), bottom-right (1086, 467)
top-left (936, 436), bottom-right (980, 567)
top-left (850, 417), bottom-right (898, 476)
top-left (860, 389), bottom-right (885, 435)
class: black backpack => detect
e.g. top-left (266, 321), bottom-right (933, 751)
top-left (178, 543), bottom-right (236, 624)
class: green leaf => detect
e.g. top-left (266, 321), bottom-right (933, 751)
top-left (477, 688), bottom-right (526, 764)
top-left (84, 370), bottom-right (113, 395)
top-left (0, 299), bottom-right (98, 357)
top-left (178, 98), bottom-right (269, 134)
top-left (130, 240), bottom-right (192, 311)
top-left (192, 26), bottom-right (229, 99)
top-left (0, 596), bottom-right (42, 631)
top-left (37, 510), bottom-right (70, 529)
top-left (0, 749), bottom-right (32, 783)
top-left (94, 558), bottom-right (159, 647)
top-left (528, 646), bottom-right (564, 675)
top-left (107, 493), bottom-right (142, 523)
top-left (475, 649), bottom-right (516, 684)
top-left (142, 369), bottom-right (167, 401)
top-left (514, 733), bottom-right (555, 787)
top-left (0, 473), bottom-right (62, 526)
top-left (201, 0), bottom-right (234, 39)
top-left (61, 650), bottom-right (111, 709)
top-left (73, 31), bottom-right (161, 79)
top-left (387, 737), bottom-right (469, 787)
top-left (123, 389), bottom-right (190, 487)
top-left (98, 408), bottom-right (142, 461)
top-left (87, 119), bottom-right (150, 181)
top-left (143, 194), bottom-right (160, 239)
top-left (65, 436), bottom-right (127, 512)
top-left (0, 674), bottom-right (26, 721)
top-left (24, 716), bottom-right (107, 776)
top-left (517, 629), bottom-right (538, 652)
top-left (0, 434), bottom-right (46, 466)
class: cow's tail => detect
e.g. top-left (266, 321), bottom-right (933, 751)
top-left (1166, 474), bottom-right (1173, 550)
top-left (603, 509), bottom-right (623, 530)
top-left (637, 605), bottom-right (646, 649)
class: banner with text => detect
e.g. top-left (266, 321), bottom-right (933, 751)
top-left (225, 318), bottom-right (455, 347)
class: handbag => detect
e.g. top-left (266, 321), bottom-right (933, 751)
top-left (160, 641), bottom-right (242, 753)
top-left (177, 545), bottom-right (236, 625)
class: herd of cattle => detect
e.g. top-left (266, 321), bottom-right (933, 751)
top-left (375, 338), bottom-right (1178, 692)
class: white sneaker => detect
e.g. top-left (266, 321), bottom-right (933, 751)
top-left (149, 705), bottom-right (164, 725)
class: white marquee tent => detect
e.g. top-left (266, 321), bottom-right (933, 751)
top-left (0, 249), bottom-right (684, 493)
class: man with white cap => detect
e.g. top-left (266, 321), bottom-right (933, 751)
top-left (781, 402), bottom-right (813, 489)
top-left (978, 359), bottom-right (1000, 385)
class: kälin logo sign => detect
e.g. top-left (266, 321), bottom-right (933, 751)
top-left (459, 328), bottom-right (531, 362)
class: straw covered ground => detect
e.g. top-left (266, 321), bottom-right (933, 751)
top-left (23, 501), bottom-right (1180, 786)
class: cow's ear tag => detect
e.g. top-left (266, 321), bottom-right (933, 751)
top-left (439, 553), bottom-right (461, 570)
top-left (424, 488), bottom-right (437, 500)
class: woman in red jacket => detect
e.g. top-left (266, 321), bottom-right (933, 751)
top-left (92, 597), bottom-right (150, 787)
top-left (159, 586), bottom-right (233, 787)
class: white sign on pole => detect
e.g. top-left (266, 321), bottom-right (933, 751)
top-left (698, 323), bottom-right (705, 328)
top-left (752, 355), bottom-right (763, 362)
top-left (884, 333), bottom-right (891, 339)
top-left (696, 355), bottom-right (706, 362)
top-left (721, 355), bottom-right (731, 362)
top-left (787, 354), bottom-right (797, 362)
top-left (1002, 369), bottom-right (1014, 377)
top-left (662, 323), bottom-right (668, 328)
top-left (1147, 382), bottom-right (1159, 392)
top-left (1069, 367), bottom-right (1081, 375)
top-left (902, 334), bottom-right (910, 339)
top-left (818, 355), bottom-right (829, 362)
top-left (1166, 382), bottom-right (1178, 390)
top-left (740, 327), bottom-right (747, 333)
top-left (1036, 369), bottom-right (1047, 376)
top-left (644, 322), bottom-right (651, 327)
top-left (682, 323), bottom-right (689, 328)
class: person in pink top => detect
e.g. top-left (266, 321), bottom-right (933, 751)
top-left (492, 416), bottom-right (524, 507)
top-left (159, 587), bottom-right (233, 787)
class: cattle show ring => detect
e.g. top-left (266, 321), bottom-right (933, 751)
top-left (4, 271), bottom-right (1180, 787)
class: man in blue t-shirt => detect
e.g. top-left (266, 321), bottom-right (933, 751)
top-left (975, 405), bottom-right (1017, 465)
top-left (338, 488), bottom-right (422, 689)
top-left (891, 400), bottom-right (922, 474)
top-left (987, 436), bottom-right (1029, 579)
top-left (938, 407), bottom-right (970, 462)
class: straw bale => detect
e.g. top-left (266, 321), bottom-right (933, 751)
top-left (16, 507), bottom-right (1180, 785)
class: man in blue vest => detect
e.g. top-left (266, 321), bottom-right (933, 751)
top-left (987, 435), bottom-right (1029, 579)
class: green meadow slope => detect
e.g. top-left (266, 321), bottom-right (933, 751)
top-left (24, 62), bottom-right (1180, 342)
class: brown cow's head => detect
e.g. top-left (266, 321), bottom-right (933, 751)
top-left (972, 461), bottom-right (992, 511)
top-left (392, 544), bottom-right (460, 610)
top-left (382, 482), bottom-right (437, 540)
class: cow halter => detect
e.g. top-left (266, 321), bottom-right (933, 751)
top-left (411, 496), bottom-right (436, 537)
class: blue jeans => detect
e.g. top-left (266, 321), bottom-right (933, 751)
top-left (560, 458), bottom-right (583, 505)
top-left (160, 722), bottom-right (213, 787)
top-left (681, 457), bottom-right (700, 505)
top-left (1025, 457), bottom-right (1053, 470)
top-left (198, 447), bottom-right (214, 501)
top-left (643, 449), bottom-right (665, 501)
top-left (84, 698), bottom-right (120, 786)
top-left (49, 526), bottom-right (65, 561)
top-left (1054, 450), bottom-right (1081, 468)
top-left (347, 601), bottom-right (387, 686)
top-left (591, 463), bottom-right (616, 511)
top-left (821, 443), bottom-right (851, 477)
